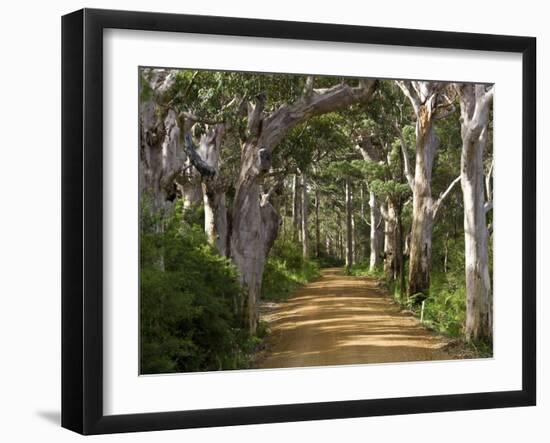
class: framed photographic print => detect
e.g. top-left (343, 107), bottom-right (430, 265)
top-left (61, 8), bottom-right (536, 435)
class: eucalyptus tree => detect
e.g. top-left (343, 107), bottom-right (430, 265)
top-left (456, 83), bottom-right (494, 342)
top-left (395, 81), bottom-right (461, 299)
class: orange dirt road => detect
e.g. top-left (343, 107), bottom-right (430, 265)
top-left (256, 268), bottom-right (458, 369)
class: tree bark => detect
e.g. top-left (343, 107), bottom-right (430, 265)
top-left (457, 83), bottom-right (493, 343)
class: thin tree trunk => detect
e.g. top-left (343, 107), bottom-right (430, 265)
top-left (369, 191), bottom-right (383, 270)
top-left (383, 199), bottom-right (399, 280)
top-left (345, 178), bottom-right (354, 269)
top-left (315, 189), bottom-right (321, 258)
top-left (292, 174), bottom-right (301, 241)
top-left (301, 173), bottom-right (309, 259)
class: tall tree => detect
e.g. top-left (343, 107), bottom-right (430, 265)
top-left (456, 83), bottom-right (494, 342)
top-left (396, 81), bottom-right (460, 298)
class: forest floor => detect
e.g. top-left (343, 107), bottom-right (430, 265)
top-left (254, 268), bottom-right (469, 369)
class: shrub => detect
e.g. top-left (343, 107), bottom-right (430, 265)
top-left (261, 239), bottom-right (320, 301)
top-left (140, 202), bottom-right (251, 374)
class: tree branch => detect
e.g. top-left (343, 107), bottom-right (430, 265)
top-left (394, 122), bottom-right (414, 191)
top-left (262, 79), bottom-right (377, 151)
top-left (396, 80), bottom-right (420, 113)
top-left (433, 175), bottom-right (461, 218)
top-left (184, 133), bottom-right (216, 178)
top-left (261, 177), bottom-right (285, 205)
top-left (485, 158), bottom-right (494, 205)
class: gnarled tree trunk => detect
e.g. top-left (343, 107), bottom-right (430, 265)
top-left (139, 69), bottom-right (186, 216)
top-left (232, 79), bottom-right (377, 332)
top-left (457, 83), bottom-right (494, 343)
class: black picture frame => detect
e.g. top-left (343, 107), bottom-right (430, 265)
top-left (61, 8), bottom-right (536, 435)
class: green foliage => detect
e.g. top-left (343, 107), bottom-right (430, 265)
top-left (420, 271), bottom-right (466, 337)
top-left (140, 202), bottom-right (254, 374)
top-left (261, 239), bottom-right (320, 301)
top-left (347, 262), bottom-right (385, 279)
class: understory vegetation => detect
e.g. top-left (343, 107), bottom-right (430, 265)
top-left (140, 202), bottom-right (252, 374)
top-left (140, 203), bottom-right (321, 374)
top-left (261, 239), bottom-right (320, 301)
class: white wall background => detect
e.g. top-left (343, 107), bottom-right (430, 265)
top-left (0, 0), bottom-right (545, 441)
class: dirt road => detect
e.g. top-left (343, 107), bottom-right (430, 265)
top-left (256, 268), bottom-right (458, 369)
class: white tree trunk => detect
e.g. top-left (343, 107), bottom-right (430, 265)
top-left (383, 199), bottom-right (399, 280)
top-left (458, 83), bottom-right (493, 342)
top-left (301, 173), bottom-right (309, 259)
top-left (292, 174), bottom-right (301, 241)
top-left (369, 191), bottom-right (383, 270)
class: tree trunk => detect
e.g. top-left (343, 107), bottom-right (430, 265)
top-left (292, 174), bottom-right (302, 241)
top-left (396, 80), bottom-right (445, 299)
top-left (383, 199), bottom-right (399, 280)
top-left (139, 70), bottom-right (185, 216)
top-left (230, 142), bottom-right (281, 334)
top-left (203, 189), bottom-right (229, 256)
top-left (407, 114), bottom-right (438, 298)
top-left (198, 125), bottom-right (230, 256)
top-left (345, 178), bottom-right (354, 269)
top-left (397, 203), bottom-right (406, 300)
top-left (369, 191), bottom-right (383, 270)
top-left (458, 83), bottom-right (493, 343)
top-left (315, 189), bottom-right (321, 258)
top-left (301, 173), bottom-right (309, 259)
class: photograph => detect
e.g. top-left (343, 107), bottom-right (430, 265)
top-left (139, 67), bottom-right (494, 375)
